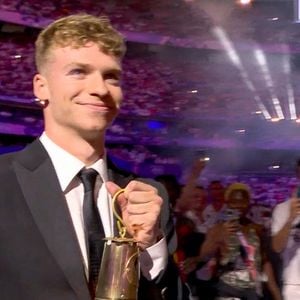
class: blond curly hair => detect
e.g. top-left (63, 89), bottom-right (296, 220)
top-left (35, 14), bottom-right (126, 72)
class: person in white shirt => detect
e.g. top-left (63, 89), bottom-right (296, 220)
top-left (272, 196), bottom-right (300, 300)
top-left (201, 180), bottom-right (226, 231)
top-left (0, 13), bottom-right (183, 300)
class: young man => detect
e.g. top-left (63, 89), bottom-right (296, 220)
top-left (0, 14), bottom-right (181, 300)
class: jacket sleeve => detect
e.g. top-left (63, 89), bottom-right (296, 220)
top-left (137, 178), bottom-right (189, 300)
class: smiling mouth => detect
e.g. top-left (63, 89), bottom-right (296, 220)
top-left (79, 103), bottom-right (112, 112)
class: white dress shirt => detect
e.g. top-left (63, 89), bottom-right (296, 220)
top-left (40, 132), bottom-right (167, 280)
top-left (271, 199), bottom-right (300, 287)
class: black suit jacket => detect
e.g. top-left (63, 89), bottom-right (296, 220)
top-left (0, 140), bottom-right (183, 300)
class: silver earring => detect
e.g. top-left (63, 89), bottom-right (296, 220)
top-left (34, 98), bottom-right (48, 106)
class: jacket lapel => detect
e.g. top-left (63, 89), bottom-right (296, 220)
top-left (13, 140), bottom-right (90, 300)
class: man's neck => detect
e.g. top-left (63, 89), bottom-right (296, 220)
top-left (44, 129), bottom-right (105, 166)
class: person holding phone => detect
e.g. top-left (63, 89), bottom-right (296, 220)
top-left (215, 183), bottom-right (281, 300)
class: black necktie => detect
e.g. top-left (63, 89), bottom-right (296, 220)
top-left (78, 168), bottom-right (105, 294)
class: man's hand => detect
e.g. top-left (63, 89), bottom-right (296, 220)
top-left (106, 180), bottom-right (163, 250)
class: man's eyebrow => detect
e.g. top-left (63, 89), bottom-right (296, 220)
top-left (64, 62), bottom-right (91, 70)
top-left (107, 68), bottom-right (122, 75)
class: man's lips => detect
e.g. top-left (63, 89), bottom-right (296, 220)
top-left (78, 102), bottom-right (112, 111)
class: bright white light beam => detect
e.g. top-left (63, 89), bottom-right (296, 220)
top-left (254, 48), bottom-right (284, 119)
top-left (213, 26), bottom-right (271, 120)
top-left (283, 54), bottom-right (297, 119)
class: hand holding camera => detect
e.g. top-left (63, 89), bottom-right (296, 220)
top-left (220, 208), bottom-right (241, 240)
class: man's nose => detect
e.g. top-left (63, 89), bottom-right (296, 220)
top-left (88, 73), bottom-right (109, 97)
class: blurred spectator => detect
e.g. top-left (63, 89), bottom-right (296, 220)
top-left (248, 202), bottom-right (272, 230)
top-left (176, 159), bottom-right (207, 230)
top-left (271, 158), bottom-right (300, 300)
top-left (214, 183), bottom-right (281, 300)
top-left (271, 192), bottom-right (300, 299)
top-left (201, 180), bottom-right (226, 231)
top-left (174, 214), bottom-right (221, 300)
top-left (183, 186), bottom-right (208, 233)
top-left (175, 161), bottom-right (219, 300)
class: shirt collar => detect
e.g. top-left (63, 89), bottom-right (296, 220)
top-left (39, 132), bottom-right (108, 192)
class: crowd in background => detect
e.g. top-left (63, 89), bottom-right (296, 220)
top-left (0, 0), bottom-right (213, 42)
top-left (0, 0), bottom-right (291, 47)
top-left (155, 159), bottom-right (299, 300)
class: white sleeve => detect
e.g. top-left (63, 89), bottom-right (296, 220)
top-left (271, 200), bottom-right (290, 235)
top-left (139, 237), bottom-right (168, 280)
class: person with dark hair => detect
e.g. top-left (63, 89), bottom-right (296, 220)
top-left (0, 14), bottom-right (183, 300)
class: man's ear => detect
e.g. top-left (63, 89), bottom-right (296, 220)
top-left (33, 73), bottom-right (50, 101)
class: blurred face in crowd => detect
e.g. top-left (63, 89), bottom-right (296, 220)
top-left (33, 42), bottom-right (123, 142)
top-left (208, 181), bottom-right (225, 208)
top-left (192, 186), bottom-right (207, 213)
top-left (227, 189), bottom-right (250, 217)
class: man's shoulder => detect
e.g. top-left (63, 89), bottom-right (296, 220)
top-left (272, 200), bottom-right (291, 224)
top-left (273, 199), bottom-right (290, 214)
top-left (106, 156), bottom-right (164, 191)
top-left (0, 151), bottom-right (18, 168)
top-left (271, 199), bottom-right (292, 235)
top-left (0, 140), bottom-right (43, 173)
top-left (0, 150), bottom-right (23, 187)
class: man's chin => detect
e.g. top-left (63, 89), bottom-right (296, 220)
top-left (79, 126), bottom-right (107, 141)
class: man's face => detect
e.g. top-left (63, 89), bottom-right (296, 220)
top-left (209, 182), bottom-right (224, 203)
top-left (192, 187), bottom-right (207, 212)
top-left (34, 42), bottom-right (123, 140)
